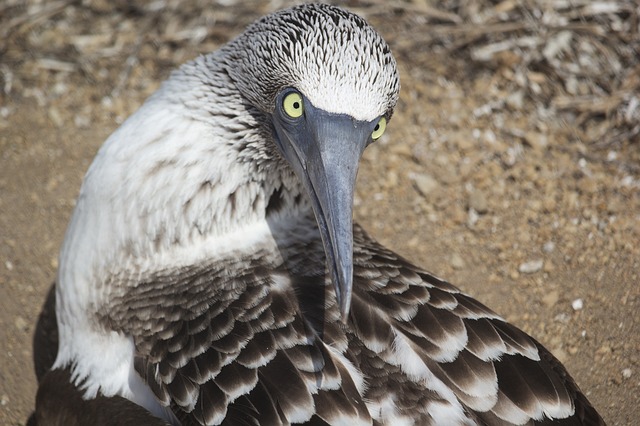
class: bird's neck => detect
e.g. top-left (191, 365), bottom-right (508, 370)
top-left (57, 61), bottom-right (311, 309)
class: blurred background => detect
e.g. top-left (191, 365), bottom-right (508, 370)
top-left (1, 1), bottom-right (638, 424)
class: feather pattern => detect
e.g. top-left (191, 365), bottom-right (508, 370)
top-left (42, 3), bottom-right (605, 426)
top-left (92, 223), bottom-right (603, 425)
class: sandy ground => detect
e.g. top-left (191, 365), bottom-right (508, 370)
top-left (1, 1), bottom-right (638, 425)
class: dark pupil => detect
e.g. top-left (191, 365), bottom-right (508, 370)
top-left (293, 101), bottom-right (300, 109)
top-left (374, 124), bottom-right (380, 131)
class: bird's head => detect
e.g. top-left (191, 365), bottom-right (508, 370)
top-left (225, 3), bottom-right (400, 321)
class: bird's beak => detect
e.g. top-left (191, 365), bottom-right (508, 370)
top-left (272, 97), bottom-right (374, 322)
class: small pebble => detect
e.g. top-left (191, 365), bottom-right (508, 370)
top-left (411, 173), bottom-right (439, 198)
top-left (505, 90), bottom-right (524, 110)
top-left (572, 298), bottom-right (584, 311)
top-left (519, 259), bottom-right (544, 274)
top-left (468, 190), bottom-right (488, 214)
top-left (48, 107), bottom-right (64, 128)
top-left (14, 316), bottom-right (28, 331)
top-left (542, 241), bottom-right (555, 253)
top-left (450, 253), bottom-right (466, 270)
top-left (622, 368), bottom-right (632, 379)
top-left (74, 114), bottom-right (91, 129)
top-left (467, 208), bottom-right (480, 227)
top-left (524, 131), bottom-right (548, 150)
top-left (578, 158), bottom-right (587, 168)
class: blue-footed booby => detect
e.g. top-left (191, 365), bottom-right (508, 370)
top-left (35, 3), bottom-right (605, 425)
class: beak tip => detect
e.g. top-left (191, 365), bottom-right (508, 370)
top-left (335, 277), bottom-right (352, 324)
top-left (340, 308), bottom-right (349, 324)
top-left (339, 299), bottom-right (350, 323)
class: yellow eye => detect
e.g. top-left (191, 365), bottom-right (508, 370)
top-left (372, 117), bottom-right (387, 140)
top-left (283, 92), bottom-right (304, 118)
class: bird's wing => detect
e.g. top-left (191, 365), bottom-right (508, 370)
top-left (101, 224), bottom-right (604, 426)
top-left (348, 225), bottom-right (605, 425)
top-left (101, 249), bottom-right (372, 426)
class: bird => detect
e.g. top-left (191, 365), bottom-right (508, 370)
top-left (35, 3), bottom-right (605, 425)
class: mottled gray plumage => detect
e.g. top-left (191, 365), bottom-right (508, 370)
top-left (36, 3), bottom-right (604, 426)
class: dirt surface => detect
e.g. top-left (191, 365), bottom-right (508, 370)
top-left (1, 1), bottom-right (639, 425)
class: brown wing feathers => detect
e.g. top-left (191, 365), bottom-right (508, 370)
top-left (98, 226), bottom-right (603, 425)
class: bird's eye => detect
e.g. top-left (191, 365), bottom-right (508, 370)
top-left (282, 92), bottom-right (304, 118)
top-left (371, 117), bottom-right (387, 140)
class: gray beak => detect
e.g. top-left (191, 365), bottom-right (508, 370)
top-left (272, 91), bottom-right (377, 321)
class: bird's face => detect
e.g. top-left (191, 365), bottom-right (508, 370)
top-left (271, 88), bottom-right (389, 321)
top-left (227, 3), bottom-right (399, 321)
